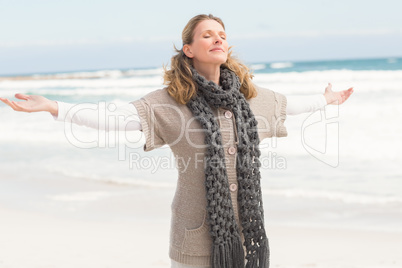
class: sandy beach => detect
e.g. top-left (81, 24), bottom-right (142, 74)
top-left (1, 173), bottom-right (401, 268)
top-left (1, 60), bottom-right (402, 268)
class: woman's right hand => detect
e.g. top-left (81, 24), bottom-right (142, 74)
top-left (0, 93), bottom-right (58, 116)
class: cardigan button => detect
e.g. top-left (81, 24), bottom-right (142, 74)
top-left (229, 183), bottom-right (238, 192)
top-left (228, 146), bottom-right (236, 155)
top-left (224, 110), bottom-right (233, 119)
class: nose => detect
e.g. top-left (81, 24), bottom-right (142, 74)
top-left (214, 36), bottom-right (223, 44)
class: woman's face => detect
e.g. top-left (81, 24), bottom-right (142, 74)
top-left (183, 19), bottom-right (228, 68)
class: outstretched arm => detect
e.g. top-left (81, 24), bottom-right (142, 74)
top-left (55, 101), bottom-right (142, 131)
top-left (286, 83), bottom-right (354, 115)
top-left (0, 93), bottom-right (142, 131)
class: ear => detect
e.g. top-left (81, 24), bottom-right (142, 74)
top-left (183, 44), bottom-right (194, 58)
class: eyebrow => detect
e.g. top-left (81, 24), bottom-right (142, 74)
top-left (202, 30), bottom-right (226, 35)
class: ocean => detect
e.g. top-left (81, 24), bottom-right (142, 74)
top-left (1, 57), bottom-right (401, 232)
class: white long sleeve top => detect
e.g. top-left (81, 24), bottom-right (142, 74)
top-left (53, 94), bottom-right (327, 131)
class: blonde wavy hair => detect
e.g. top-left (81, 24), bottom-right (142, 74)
top-left (163, 14), bottom-right (257, 104)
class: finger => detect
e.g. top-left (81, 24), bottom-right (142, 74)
top-left (342, 89), bottom-right (353, 103)
top-left (11, 101), bottom-right (25, 111)
top-left (346, 87), bottom-right (353, 94)
top-left (15, 93), bottom-right (30, 101)
top-left (345, 88), bottom-right (353, 97)
top-left (0, 98), bottom-right (8, 107)
top-left (341, 88), bottom-right (353, 97)
top-left (12, 101), bottom-right (28, 112)
top-left (325, 83), bottom-right (333, 92)
top-left (2, 98), bottom-right (19, 110)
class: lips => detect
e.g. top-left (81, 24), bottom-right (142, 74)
top-left (210, 48), bottom-right (224, 52)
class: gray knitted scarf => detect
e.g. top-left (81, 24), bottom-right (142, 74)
top-left (186, 67), bottom-right (270, 268)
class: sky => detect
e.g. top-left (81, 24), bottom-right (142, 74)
top-left (1, 0), bottom-right (402, 75)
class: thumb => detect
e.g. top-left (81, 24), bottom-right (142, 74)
top-left (15, 93), bottom-right (30, 101)
top-left (325, 83), bottom-right (333, 93)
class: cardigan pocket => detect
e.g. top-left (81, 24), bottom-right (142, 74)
top-left (182, 209), bottom-right (212, 256)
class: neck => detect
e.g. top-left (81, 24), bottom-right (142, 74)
top-left (193, 63), bottom-right (221, 85)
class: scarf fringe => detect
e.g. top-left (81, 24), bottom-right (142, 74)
top-left (211, 236), bottom-right (245, 268)
top-left (245, 239), bottom-right (270, 268)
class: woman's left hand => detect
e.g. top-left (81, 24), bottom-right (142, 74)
top-left (324, 83), bottom-right (354, 105)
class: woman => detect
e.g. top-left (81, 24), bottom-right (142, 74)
top-left (1, 14), bottom-right (353, 268)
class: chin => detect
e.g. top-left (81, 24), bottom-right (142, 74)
top-left (211, 57), bottom-right (228, 65)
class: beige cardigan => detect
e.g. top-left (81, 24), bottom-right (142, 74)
top-left (132, 85), bottom-right (287, 266)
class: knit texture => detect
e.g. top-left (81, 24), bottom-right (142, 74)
top-left (186, 67), bottom-right (270, 268)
